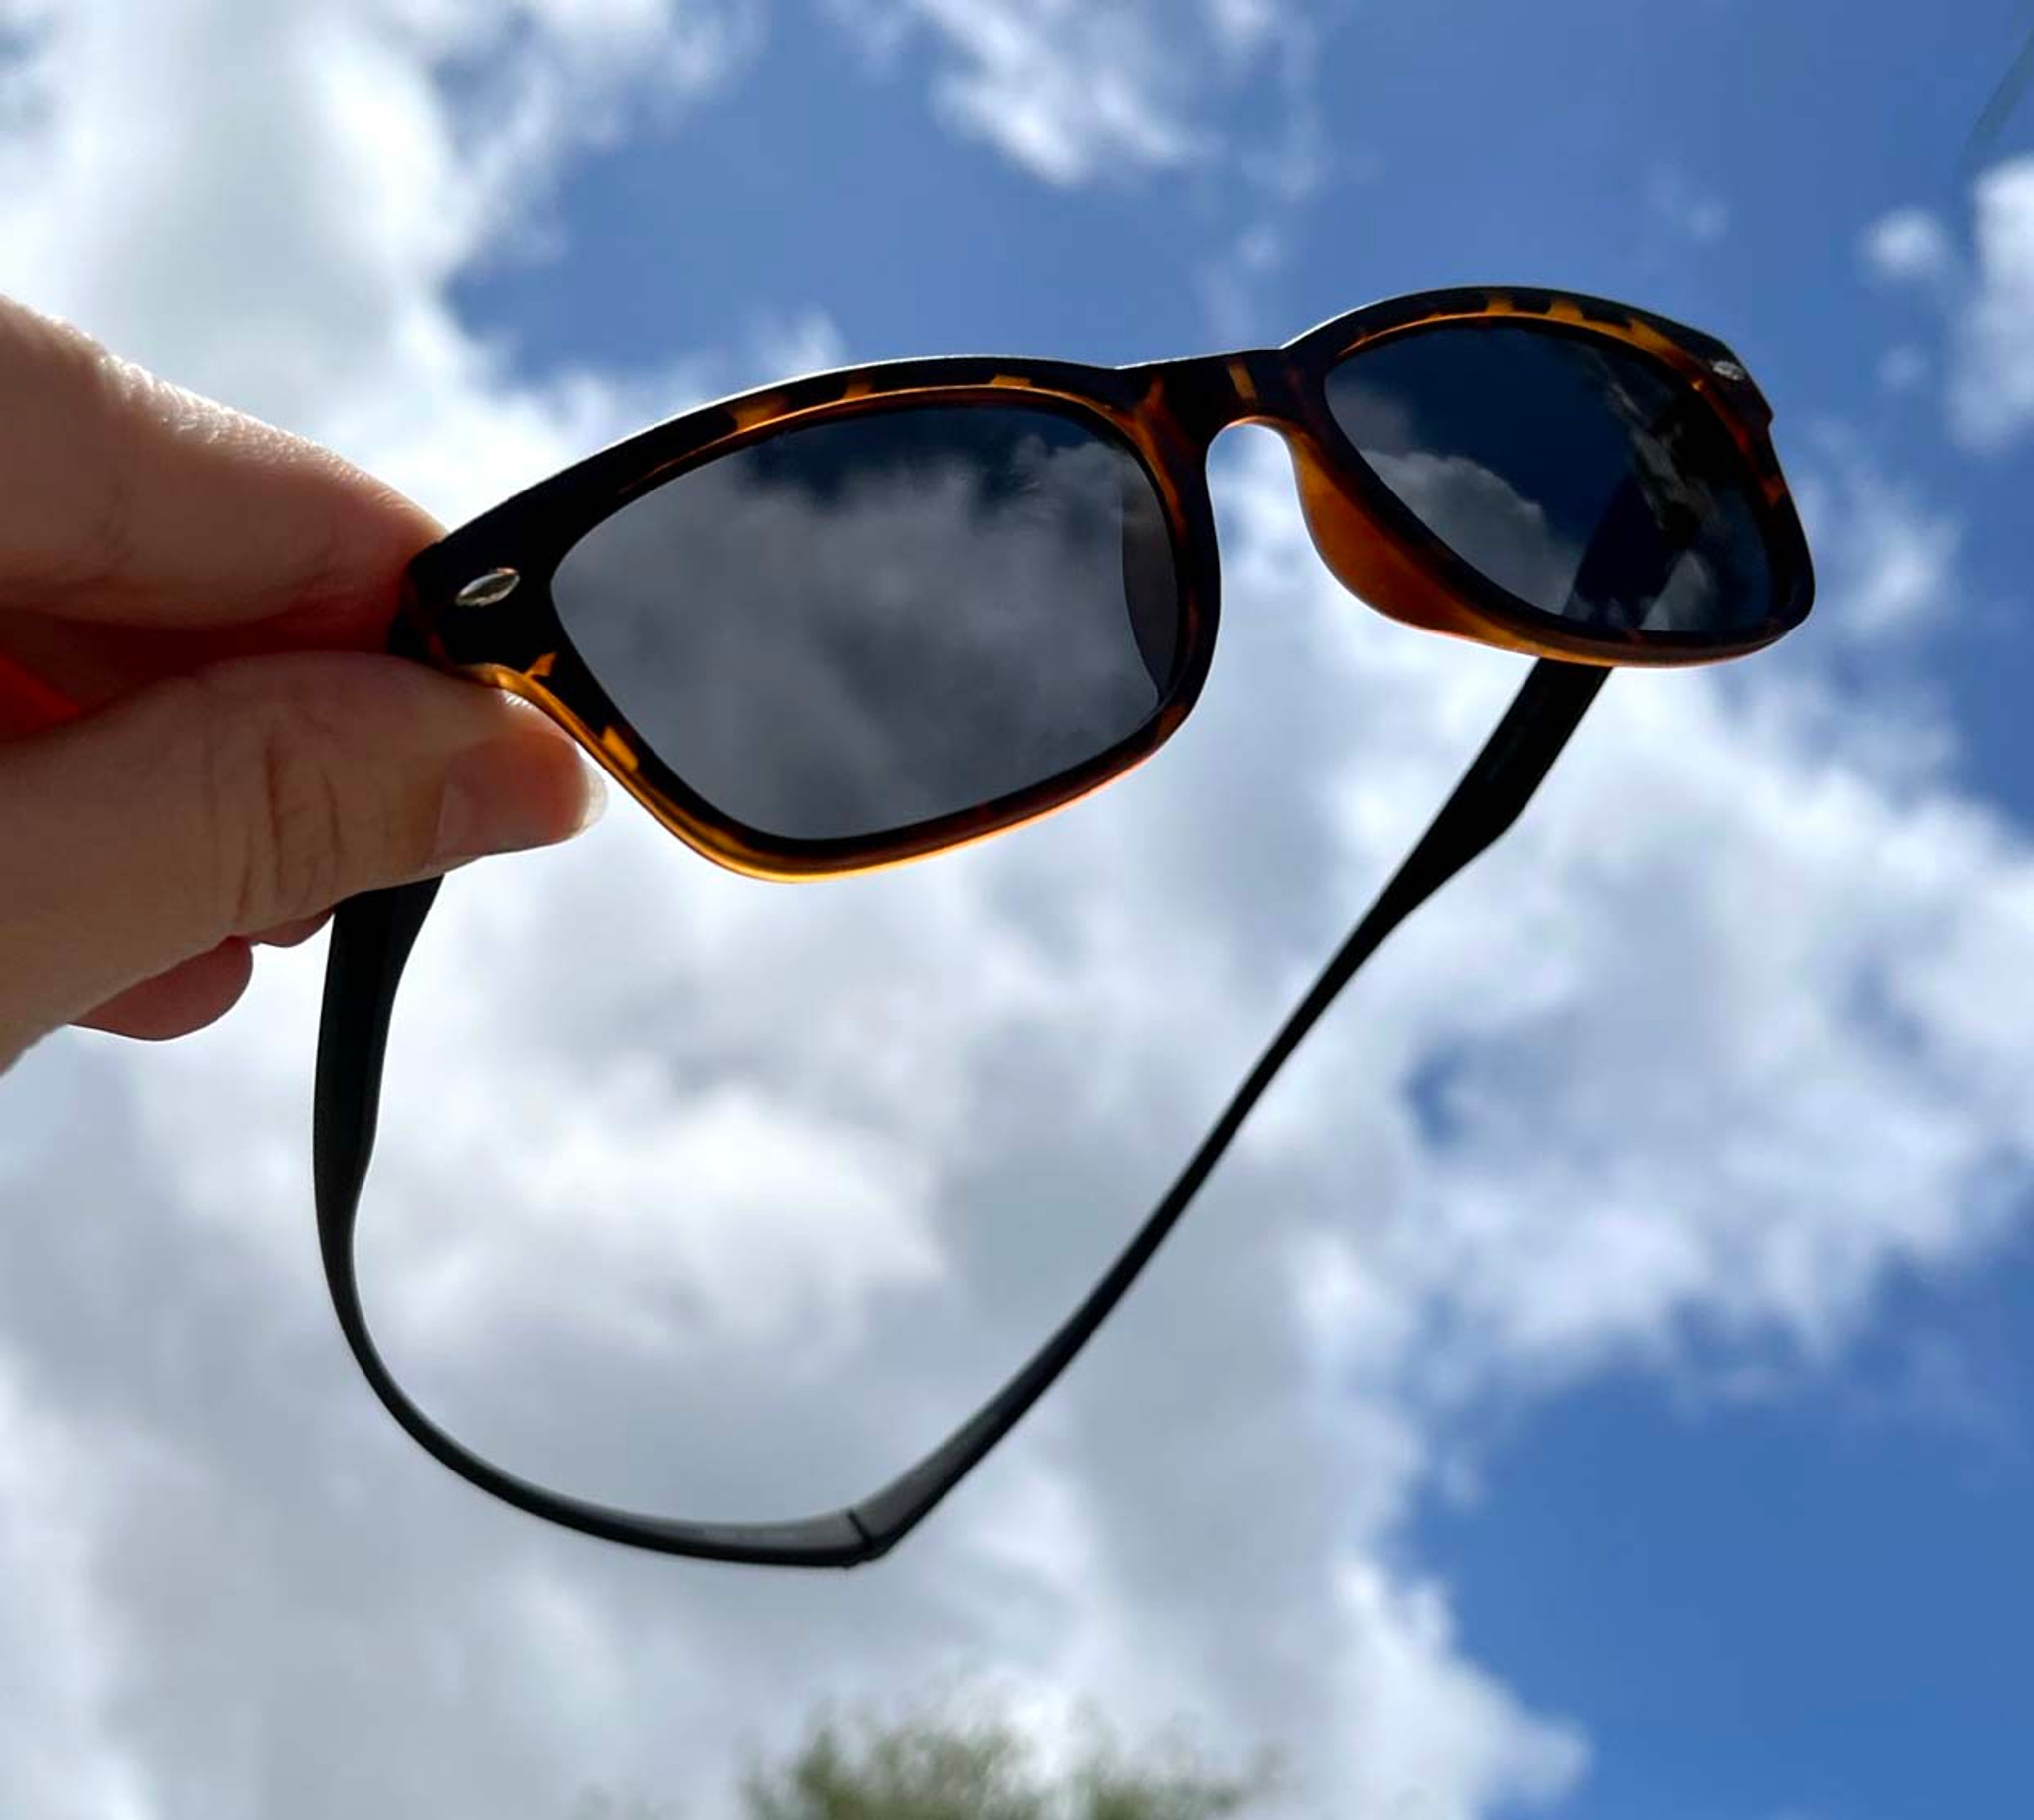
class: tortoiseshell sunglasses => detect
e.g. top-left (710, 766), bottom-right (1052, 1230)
top-left (317, 287), bottom-right (1814, 1568)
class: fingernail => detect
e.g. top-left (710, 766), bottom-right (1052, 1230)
top-left (434, 733), bottom-right (607, 864)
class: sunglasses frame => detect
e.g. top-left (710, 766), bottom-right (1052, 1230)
top-left (316, 286), bottom-right (1814, 1568)
top-left (401, 285), bottom-right (1813, 883)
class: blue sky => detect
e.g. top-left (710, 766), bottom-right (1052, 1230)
top-left (5, 3), bottom-right (2034, 1818)
top-left (1428, 1249), bottom-right (2034, 1820)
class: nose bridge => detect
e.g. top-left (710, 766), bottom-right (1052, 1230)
top-left (1135, 348), bottom-right (1307, 449)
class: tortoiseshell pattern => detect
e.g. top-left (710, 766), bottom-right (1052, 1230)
top-left (320, 287), bottom-right (1814, 1568)
top-left (401, 286), bottom-right (1814, 883)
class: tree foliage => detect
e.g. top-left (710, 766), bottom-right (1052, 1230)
top-left (739, 1704), bottom-right (1274, 1820)
top-left (569, 1696), bottom-right (1278, 1820)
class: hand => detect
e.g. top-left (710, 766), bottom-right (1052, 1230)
top-left (0, 294), bottom-right (605, 1072)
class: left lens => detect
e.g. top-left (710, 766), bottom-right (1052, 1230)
top-left (552, 401), bottom-right (1181, 846)
top-left (1322, 320), bottom-right (1781, 641)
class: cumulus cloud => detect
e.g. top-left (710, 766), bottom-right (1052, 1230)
top-left (820, 0), bottom-right (1334, 343)
top-left (1861, 157), bottom-right (2034, 451)
top-left (1955, 157), bottom-right (2034, 448)
top-left (0, 0), bottom-right (767, 510)
top-left (819, 0), bottom-right (1197, 184)
top-left (822, 0), bottom-right (1321, 193)
top-left (1789, 427), bottom-right (1962, 643)
top-left (6, 7), bottom-right (2034, 1820)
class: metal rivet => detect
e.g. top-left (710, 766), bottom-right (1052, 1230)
top-left (1710, 359), bottom-right (1748, 383)
top-left (454, 567), bottom-right (521, 607)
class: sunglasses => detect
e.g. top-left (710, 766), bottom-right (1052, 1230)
top-left (316, 286), bottom-right (1814, 1567)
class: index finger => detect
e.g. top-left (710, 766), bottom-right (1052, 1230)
top-left (0, 292), bottom-right (441, 630)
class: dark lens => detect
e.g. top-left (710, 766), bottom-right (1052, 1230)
top-left (551, 403), bottom-right (1180, 844)
top-left (1322, 322), bottom-right (1776, 639)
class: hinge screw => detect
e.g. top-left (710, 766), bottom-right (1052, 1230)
top-left (454, 567), bottom-right (521, 607)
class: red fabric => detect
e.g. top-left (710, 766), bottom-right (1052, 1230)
top-left (0, 653), bottom-right (81, 738)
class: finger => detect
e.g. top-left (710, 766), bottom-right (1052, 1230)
top-left (0, 292), bottom-right (439, 631)
top-left (0, 652), bottom-right (605, 1064)
top-left (73, 940), bottom-right (255, 1042)
top-left (249, 911), bottom-right (332, 949)
top-left (68, 907), bottom-right (381, 1044)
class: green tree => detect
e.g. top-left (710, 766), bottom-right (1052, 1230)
top-left (740, 1703), bottom-right (1276, 1820)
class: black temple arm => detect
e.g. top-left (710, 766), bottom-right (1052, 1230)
top-left (313, 652), bottom-right (1606, 1567)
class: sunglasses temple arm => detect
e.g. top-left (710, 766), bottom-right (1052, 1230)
top-left (847, 655), bottom-right (1608, 1543)
top-left (313, 652), bottom-right (1605, 1568)
top-left (315, 616), bottom-right (880, 1567)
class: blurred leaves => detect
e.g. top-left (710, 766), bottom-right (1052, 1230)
top-left (741, 1705), bottom-right (1274, 1820)
top-left (569, 1698), bottom-right (1278, 1820)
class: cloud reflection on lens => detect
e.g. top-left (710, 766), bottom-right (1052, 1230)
top-left (554, 406), bottom-right (1181, 843)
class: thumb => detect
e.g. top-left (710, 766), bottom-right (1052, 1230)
top-left (0, 649), bottom-right (605, 1056)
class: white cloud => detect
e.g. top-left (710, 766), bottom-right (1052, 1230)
top-left (1317, 1562), bottom-right (1587, 1820)
top-left (1863, 205), bottom-right (1955, 284)
top-left (1208, 0), bottom-right (1281, 55)
top-left (825, 0), bottom-right (1320, 191)
top-left (0, 0), bottom-right (763, 509)
top-left (1790, 428), bottom-right (1962, 642)
top-left (824, 0), bottom-right (1334, 342)
top-left (0, 1359), bottom-right (157, 1820)
top-left (1955, 156), bottom-right (2034, 448)
top-left (5, 7), bottom-right (2034, 1820)
top-left (1196, 436), bottom-right (2034, 1402)
top-left (835, 0), bottom-right (1206, 185)
top-left (1861, 158), bottom-right (2034, 451)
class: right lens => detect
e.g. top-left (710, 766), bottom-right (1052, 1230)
top-left (550, 401), bottom-right (1182, 846)
top-left (1323, 320), bottom-right (1781, 642)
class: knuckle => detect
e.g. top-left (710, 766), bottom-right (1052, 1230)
top-left (188, 667), bottom-right (350, 932)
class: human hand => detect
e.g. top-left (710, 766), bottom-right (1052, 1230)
top-left (0, 294), bottom-right (605, 1072)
